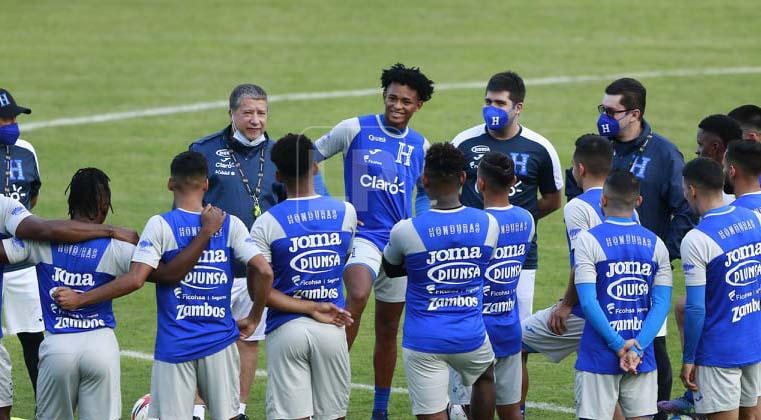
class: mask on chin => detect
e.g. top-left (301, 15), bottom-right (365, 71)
top-left (0, 123), bottom-right (20, 146)
top-left (231, 119), bottom-right (265, 147)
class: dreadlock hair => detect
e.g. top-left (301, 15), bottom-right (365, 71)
top-left (424, 143), bottom-right (465, 189)
top-left (381, 63), bottom-right (434, 102)
top-left (66, 168), bottom-right (113, 220)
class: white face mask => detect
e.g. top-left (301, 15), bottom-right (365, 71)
top-left (231, 118), bottom-right (265, 147)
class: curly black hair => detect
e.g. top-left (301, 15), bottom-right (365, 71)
top-left (699, 114), bottom-right (743, 146)
top-left (424, 143), bottom-right (464, 182)
top-left (381, 63), bottom-right (434, 102)
top-left (271, 133), bottom-right (314, 179)
top-left (66, 168), bottom-right (113, 220)
top-left (478, 152), bottom-right (514, 190)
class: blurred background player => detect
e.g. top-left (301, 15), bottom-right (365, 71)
top-left (0, 169), bottom-right (135, 420)
top-left (57, 151), bottom-right (272, 420)
top-left (566, 78), bottom-right (693, 418)
top-left (251, 133), bottom-right (356, 420)
top-left (0, 88), bottom-right (44, 397)
top-left (190, 84), bottom-right (283, 419)
top-left (680, 157), bottom-right (761, 419)
top-left (573, 170), bottom-right (672, 420)
top-left (725, 140), bottom-right (761, 212)
top-left (449, 151), bottom-right (534, 420)
top-left (313, 63), bottom-right (433, 419)
top-left (728, 104), bottom-right (761, 142)
top-left (382, 143), bottom-right (498, 420)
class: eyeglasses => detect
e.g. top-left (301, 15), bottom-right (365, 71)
top-left (598, 104), bottom-right (635, 117)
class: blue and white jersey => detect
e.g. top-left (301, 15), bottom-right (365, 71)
top-left (132, 209), bottom-right (261, 363)
top-left (250, 195), bottom-right (356, 334)
top-left (383, 206), bottom-right (499, 354)
top-left (314, 114), bottom-right (428, 251)
top-left (732, 191), bottom-right (761, 214)
top-left (452, 124), bottom-right (563, 270)
top-left (483, 205), bottom-right (534, 357)
top-left (3, 237), bottom-right (133, 334)
top-left (681, 206), bottom-right (761, 367)
top-left (574, 220), bottom-right (671, 374)
top-left (0, 196), bottom-right (32, 339)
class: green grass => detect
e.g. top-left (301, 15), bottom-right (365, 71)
top-left (2, 0), bottom-right (760, 418)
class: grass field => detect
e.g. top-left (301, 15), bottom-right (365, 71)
top-left (2, 0), bottom-right (760, 418)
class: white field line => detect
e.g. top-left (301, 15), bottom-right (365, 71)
top-left (120, 349), bottom-right (575, 414)
top-left (21, 66), bottom-right (761, 132)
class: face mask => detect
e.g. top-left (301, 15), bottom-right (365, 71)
top-left (597, 113), bottom-right (620, 137)
top-left (483, 106), bottom-right (509, 131)
top-left (0, 123), bottom-right (20, 145)
top-left (231, 119), bottom-right (265, 147)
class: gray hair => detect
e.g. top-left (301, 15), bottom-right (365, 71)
top-left (229, 84), bottom-right (268, 111)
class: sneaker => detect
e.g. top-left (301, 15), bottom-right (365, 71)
top-left (658, 396), bottom-right (707, 420)
top-left (371, 409), bottom-right (388, 420)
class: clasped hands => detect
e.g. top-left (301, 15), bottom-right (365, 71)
top-left (616, 339), bottom-right (643, 374)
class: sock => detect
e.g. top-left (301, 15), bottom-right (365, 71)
top-left (239, 402), bottom-right (247, 415)
top-left (684, 389), bottom-right (694, 403)
top-left (373, 387), bottom-right (391, 412)
top-left (17, 332), bottom-right (44, 395)
top-left (193, 404), bottom-right (205, 419)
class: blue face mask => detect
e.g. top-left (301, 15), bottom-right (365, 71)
top-left (483, 106), bottom-right (509, 131)
top-left (597, 113), bottom-right (620, 137)
top-left (0, 123), bottom-right (20, 145)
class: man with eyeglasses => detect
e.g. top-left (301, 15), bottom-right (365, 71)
top-left (563, 77), bottom-right (695, 420)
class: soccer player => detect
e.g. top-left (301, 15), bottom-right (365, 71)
top-left (680, 157), bottom-right (761, 419)
top-left (383, 143), bottom-right (498, 420)
top-left (574, 170), bottom-right (672, 420)
top-left (56, 151), bottom-right (272, 420)
top-left (728, 104), bottom-right (761, 142)
top-left (250, 133), bottom-right (355, 420)
top-left (313, 63), bottom-right (433, 419)
top-left (448, 151), bottom-right (534, 420)
top-left (451, 71), bottom-right (563, 323)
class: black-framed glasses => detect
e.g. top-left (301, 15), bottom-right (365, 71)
top-left (598, 104), bottom-right (635, 117)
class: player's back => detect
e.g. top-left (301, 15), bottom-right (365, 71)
top-left (732, 191), bottom-right (761, 214)
top-left (253, 195), bottom-right (355, 334)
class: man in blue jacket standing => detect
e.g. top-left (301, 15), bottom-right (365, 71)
top-left (189, 84), bottom-right (284, 420)
top-left (564, 78), bottom-right (695, 420)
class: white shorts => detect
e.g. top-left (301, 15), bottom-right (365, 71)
top-left (516, 269), bottom-right (535, 322)
top-left (266, 317), bottom-right (350, 420)
top-left (403, 338), bottom-right (495, 416)
top-left (36, 328), bottom-right (121, 420)
top-left (694, 362), bottom-right (761, 414)
top-left (346, 237), bottom-right (406, 303)
top-left (449, 352), bottom-right (522, 406)
top-left (2, 266), bottom-right (43, 334)
top-left (575, 370), bottom-right (657, 419)
top-left (521, 303), bottom-right (585, 363)
top-left (0, 341), bottom-right (11, 407)
top-left (230, 277), bottom-right (267, 341)
top-left (148, 343), bottom-right (240, 420)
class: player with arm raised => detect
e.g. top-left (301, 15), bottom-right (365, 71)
top-left (383, 143), bottom-right (498, 420)
top-left (250, 133), bottom-right (355, 420)
top-left (573, 170), bottom-right (672, 420)
top-left (313, 63), bottom-right (433, 419)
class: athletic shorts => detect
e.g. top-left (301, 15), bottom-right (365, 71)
top-left (521, 303), bottom-right (585, 363)
top-left (266, 317), bottom-right (350, 420)
top-left (346, 237), bottom-right (406, 303)
top-left (516, 269), bottom-right (536, 322)
top-left (449, 352), bottom-right (522, 406)
top-left (694, 362), bottom-right (761, 414)
top-left (148, 343), bottom-right (240, 420)
top-left (403, 338), bottom-right (494, 416)
top-left (575, 370), bottom-right (657, 419)
top-left (2, 266), bottom-right (43, 334)
top-left (36, 328), bottom-right (121, 420)
top-left (0, 341), bottom-right (11, 408)
top-left (230, 276), bottom-right (267, 341)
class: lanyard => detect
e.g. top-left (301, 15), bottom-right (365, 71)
top-left (615, 132), bottom-right (652, 172)
top-left (4, 146), bottom-right (11, 196)
top-left (226, 145), bottom-right (266, 218)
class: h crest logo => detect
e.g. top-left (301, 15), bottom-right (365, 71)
top-left (395, 143), bottom-right (415, 166)
top-left (630, 157), bottom-right (651, 179)
top-left (600, 124), bottom-right (611, 134)
top-left (491, 116), bottom-right (500, 126)
top-left (0, 94), bottom-right (9, 108)
top-left (510, 152), bottom-right (530, 176)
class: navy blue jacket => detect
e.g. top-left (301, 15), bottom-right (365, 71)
top-left (2, 140), bottom-right (41, 272)
top-left (565, 121), bottom-right (696, 260)
top-left (190, 126), bottom-right (285, 276)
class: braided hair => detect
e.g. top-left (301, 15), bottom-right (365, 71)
top-left (66, 168), bottom-right (113, 220)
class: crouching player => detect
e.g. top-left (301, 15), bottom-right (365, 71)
top-left (680, 157), bottom-right (761, 419)
top-left (57, 152), bottom-right (272, 420)
top-left (250, 134), bottom-right (356, 420)
top-left (383, 143), bottom-right (498, 420)
top-left (573, 170), bottom-right (672, 420)
top-left (449, 151), bottom-right (534, 420)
